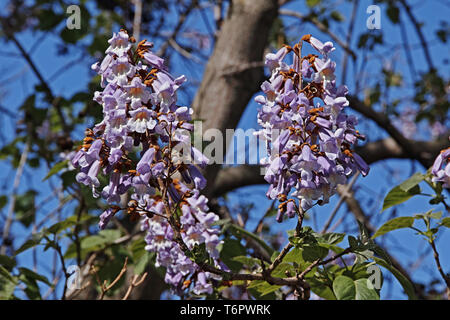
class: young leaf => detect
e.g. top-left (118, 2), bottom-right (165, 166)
top-left (0, 255), bottom-right (16, 269)
top-left (134, 252), bottom-right (153, 275)
top-left (308, 277), bottom-right (336, 300)
top-left (306, 0), bottom-right (321, 7)
top-left (333, 275), bottom-right (379, 300)
top-left (440, 217), bottom-right (450, 228)
top-left (15, 238), bottom-right (42, 255)
top-left (354, 278), bottom-right (379, 300)
top-left (333, 275), bottom-right (355, 300)
top-left (399, 173), bottom-right (425, 192)
top-left (18, 267), bottom-right (52, 287)
top-left (43, 160), bottom-right (69, 181)
top-left (382, 185), bottom-right (421, 211)
top-left (232, 256), bottom-right (261, 268)
top-left (373, 217), bottom-right (415, 239)
top-left (374, 258), bottom-right (416, 300)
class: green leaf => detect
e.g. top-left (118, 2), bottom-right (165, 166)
top-left (430, 211), bottom-right (443, 220)
top-left (440, 217), bottom-right (450, 228)
top-left (43, 160), bottom-right (68, 181)
top-left (355, 249), bottom-right (374, 264)
top-left (0, 196), bottom-right (7, 210)
top-left (259, 283), bottom-right (282, 296)
top-left (47, 218), bottom-right (77, 234)
top-left (270, 250), bottom-right (280, 262)
top-left (382, 185), bottom-right (421, 211)
top-left (308, 277), bottom-right (336, 300)
top-left (0, 265), bottom-right (15, 283)
top-left (0, 255), bottom-right (16, 269)
top-left (302, 244), bottom-right (329, 262)
top-left (81, 235), bottom-right (107, 250)
top-left (37, 9), bottom-right (64, 31)
top-left (232, 256), bottom-right (261, 268)
top-left (283, 247), bottom-right (303, 263)
top-left (317, 232), bottom-right (345, 245)
top-left (98, 229), bottom-right (121, 242)
top-left (61, 170), bottom-right (77, 189)
top-left (20, 275), bottom-right (41, 300)
top-left (372, 246), bottom-right (392, 265)
top-left (374, 257), bottom-right (416, 300)
top-left (399, 173), bottom-right (425, 192)
top-left (14, 190), bottom-right (37, 228)
top-left (306, 0), bottom-right (321, 7)
top-left (354, 278), bottom-right (380, 300)
top-left (134, 252), bottom-right (153, 275)
top-left (348, 235), bottom-right (359, 249)
top-left (18, 268), bottom-right (52, 287)
top-left (247, 280), bottom-right (265, 289)
top-left (15, 237), bottom-right (42, 255)
top-left (386, 4), bottom-right (400, 24)
top-left (130, 238), bottom-right (147, 261)
top-left (271, 262), bottom-right (296, 278)
top-left (248, 280), bottom-right (281, 296)
top-left (219, 239), bottom-right (247, 272)
top-left (330, 11), bottom-right (344, 22)
top-left (333, 275), bottom-right (379, 300)
top-left (373, 217), bottom-right (415, 238)
top-left (0, 266), bottom-right (17, 300)
top-left (333, 275), bottom-right (355, 300)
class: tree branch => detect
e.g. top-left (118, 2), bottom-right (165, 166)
top-left (211, 137), bottom-right (449, 197)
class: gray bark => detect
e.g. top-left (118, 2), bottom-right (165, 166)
top-left (192, 0), bottom-right (279, 194)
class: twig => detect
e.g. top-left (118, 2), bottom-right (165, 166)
top-left (97, 257), bottom-right (129, 300)
top-left (321, 172), bottom-right (360, 233)
top-left (341, 0), bottom-right (359, 84)
top-left (132, 0), bottom-right (143, 42)
top-left (398, 0), bottom-right (434, 71)
top-left (54, 240), bottom-right (70, 300)
top-left (429, 238), bottom-right (450, 299)
top-left (1, 138), bottom-right (30, 255)
top-left (299, 248), bottom-right (352, 279)
top-left (157, 1), bottom-right (197, 57)
top-left (398, 16), bottom-right (417, 83)
top-left (266, 208), bottom-right (305, 275)
top-left (253, 200), bottom-right (276, 234)
top-left (122, 272), bottom-right (148, 300)
top-left (168, 38), bottom-right (202, 64)
top-left (0, 17), bottom-right (69, 132)
top-left (279, 9), bottom-right (357, 60)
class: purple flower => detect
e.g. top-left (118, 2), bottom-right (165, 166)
top-left (127, 107), bottom-right (157, 133)
top-left (255, 36), bottom-right (370, 215)
top-left (309, 36), bottom-right (335, 56)
top-left (99, 207), bottom-right (118, 229)
top-left (110, 55), bottom-right (135, 86)
top-left (137, 147), bottom-right (156, 174)
top-left (105, 30), bottom-right (131, 57)
top-left (431, 146), bottom-right (450, 188)
top-left (143, 51), bottom-right (165, 69)
top-left (75, 32), bottom-right (227, 296)
top-left (265, 47), bottom-right (288, 71)
top-left (124, 77), bottom-right (151, 109)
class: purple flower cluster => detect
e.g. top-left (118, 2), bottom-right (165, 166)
top-left (140, 186), bottom-right (224, 294)
top-left (71, 30), bottom-right (223, 295)
top-left (431, 143), bottom-right (450, 188)
top-left (255, 35), bottom-right (369, 219)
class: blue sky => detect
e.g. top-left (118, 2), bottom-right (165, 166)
top-left (0, 0), bottom-right (449, 299)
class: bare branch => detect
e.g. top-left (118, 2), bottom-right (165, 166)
top-left (279, 9), bottom-right (357, 60)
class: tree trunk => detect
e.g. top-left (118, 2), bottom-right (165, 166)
top-left (192, 0), bottom-right (279, 194)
